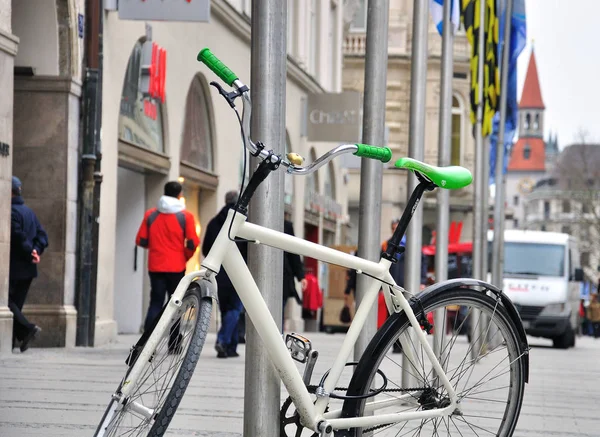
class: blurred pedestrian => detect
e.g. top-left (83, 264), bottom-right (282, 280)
top-left (9, 176), bottom-right (47, 352)
top-left (202, 191), bottom-right (247, 358)
top-left (282, 217), bottom-right (307, 330)
top-left (136, 181), bottom-right (199, 352)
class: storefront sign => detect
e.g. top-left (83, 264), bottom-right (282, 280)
top-left (306, 91), bottom-right (362, 142)
top-left (140, 41), bottom-right (166, 120)
top-left (118, 0), bottom-right (210, 23)
top-left (0, 142), bottom-right (9, 157)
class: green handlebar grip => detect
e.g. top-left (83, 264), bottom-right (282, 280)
top-left (354, 144), bottom-right (392, 163)
top-left (197, 48), bottom-right (238, 86)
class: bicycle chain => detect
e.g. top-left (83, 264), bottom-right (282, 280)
top-left (280, 385), bottom-right (426, 436)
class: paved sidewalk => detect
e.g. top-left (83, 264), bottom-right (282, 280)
top-left (1, 332), bottom-right (599, 436)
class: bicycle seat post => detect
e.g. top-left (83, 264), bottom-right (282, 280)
top-left (382, 175), bottom-right (436, 263)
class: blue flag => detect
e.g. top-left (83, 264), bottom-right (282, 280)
top-left (430, 0), bottom-right (460, 35)
top-left (489, 0), bottom-right (527, 185)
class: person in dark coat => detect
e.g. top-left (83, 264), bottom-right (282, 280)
top-left (282, 219), bottom-right (307, 330)
top-left (202, 191), bottom-right (248, 358)
top-left (9, 176), bottom-right (47, 352)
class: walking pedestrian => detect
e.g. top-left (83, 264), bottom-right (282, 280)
top-left (9, 176), bottom-right (46, 352)
top-left (202, 191), bottom-right (248, 358)
top-left (282, 218), bottom-right (307, 330)
top-left (135, 181), bottom-right (199, 351)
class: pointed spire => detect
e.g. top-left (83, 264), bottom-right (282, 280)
top-left (519, 49), bottom-right (545, 109)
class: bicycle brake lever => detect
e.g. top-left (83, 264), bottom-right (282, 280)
top-left (210, 81), bottom-right (238, 109)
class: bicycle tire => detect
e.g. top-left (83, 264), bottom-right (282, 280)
top-left (340, 287), bottom-right (527, 437)
top-left (94, 282), bottom-right (213, 437)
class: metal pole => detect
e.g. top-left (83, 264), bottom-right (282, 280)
top-left (402, 0), bottom-right (429, 388)
top-left (76, 0), bottom-right (102, 347)
top-left (471, 0), bottom-right (486, 360)
top-left (433, 0), bottom-right (454, 361)
top-left (354, 0), bottom-right (389, 360)
top-left (245, 2), bottom-right (286, 436)
top-left (492, 0), bottom-right (514, 289)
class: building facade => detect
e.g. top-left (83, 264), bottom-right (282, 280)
top-left (95, 0), bottom-right (350, 344)
top-left (0, 0), bottom-right (86, 353)
top-left (342, 0), bottom-right (475, 248)
top-left (523, 143), bottom-right (600, 282)
top-left (0, 0), bottom-right (351, 352)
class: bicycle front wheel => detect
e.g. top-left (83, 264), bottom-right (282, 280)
top-left (343, 288), bottom-right (527, 437)
top-left (94, 283), bottom-right (213, 437)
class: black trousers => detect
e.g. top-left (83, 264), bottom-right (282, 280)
top-left (9, 278), bottom-right (36, 342)
top-left (144, 271), bottom-right (185, 341)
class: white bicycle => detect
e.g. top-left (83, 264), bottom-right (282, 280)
top-left (94, 49), bottom-right (529, 437)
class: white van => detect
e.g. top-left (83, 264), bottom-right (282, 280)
top-left (488, 229), bottom-right (583, 349)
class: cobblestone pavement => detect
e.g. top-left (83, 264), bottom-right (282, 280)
top-left (1, 331), bottom-right (599, 436)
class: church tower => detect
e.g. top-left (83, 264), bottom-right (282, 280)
top-left (505, 48), bottom-right (548, 229)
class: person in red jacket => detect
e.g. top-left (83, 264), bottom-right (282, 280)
top-left (136, 181), bottom-right (199, 343)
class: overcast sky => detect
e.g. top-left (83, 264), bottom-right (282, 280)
top-left (516, 0), bottom-right (600, 146)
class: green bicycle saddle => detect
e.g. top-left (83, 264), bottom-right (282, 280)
top-left (394, 157), bottom-right (473, 190)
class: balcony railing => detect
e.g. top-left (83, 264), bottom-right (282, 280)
top-left (344, 33), bottom-right (367, 56)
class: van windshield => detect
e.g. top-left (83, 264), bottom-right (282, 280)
top-left (503, 242), bottom-right (565, 277)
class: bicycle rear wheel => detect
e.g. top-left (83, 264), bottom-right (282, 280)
top-left (342, 288), bottom-right (527, 437)
top-left (94, 282), bottom-right (213, 437)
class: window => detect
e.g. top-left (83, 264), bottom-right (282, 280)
top-left (451, 95), bottom-right (463, 166)
top-left (524, 113), bottom-right (531, 130)
top-left (309, 0), bottom-right (318, 75)
top-left (583, 203), bottom-right (591, 214)
top-left (513, 196), bottom-right (519, 206)
top-left (504, 242), bottom-right (565, 277)
top-left (533, 113), bottom-right (539, 130)
top-left (544, 201), bottom-right (550, 219)
top-left (513, 218), bottom-right (519, 228)
top-left (351, 0), bottom-right (367, 31)
top-left (523, 144), bottom-right (531, 160)
top-left (541, 225), bottom-right (546, 231)
top-left (324, 162), bottom-right (336, 199)
top-left (118, 39), bottom-right (165, 153)
top-left (582, 252), bottom-right (590, 267)
top-left (284, 131), bottom-right (294, 206)
top-left (287, 1), bottom-right (295, 56)
top-left (562, 225), bottom-right (571, 234)
top-left (562, 200), bottom-right (571, 213)
top-left (329, 1), bottom-right (337, 89)
top-left (181, 74), bottom-right (214, 171)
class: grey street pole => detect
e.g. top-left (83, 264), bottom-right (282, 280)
top-left (245, 2), bottom-right (286, 436)
top-left (354, 0), bottom-right (390, 360)
top-left (471, 0), bottom-right (486, 360)
top-left (492, 0), bottom-right (514, 289)
top-left (403, 0), bottom-right (429, 388)
top-left (433, 0), bottom-right (454, 360)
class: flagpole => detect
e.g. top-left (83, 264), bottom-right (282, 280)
top-left (471, 0), bottom-right (486, 360)
top-left (492, 0), bottom-right (514, 289)
top-left (433, 0), bottom-right (454, 360)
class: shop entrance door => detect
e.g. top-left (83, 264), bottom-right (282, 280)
top-left (114, 167), bottom-right (146, 334)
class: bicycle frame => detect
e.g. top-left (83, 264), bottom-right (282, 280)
top-left (118, 208), bottom-right (459, 433)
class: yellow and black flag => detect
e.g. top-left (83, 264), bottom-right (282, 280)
top-left (461, 0), bottom-right (500, 137)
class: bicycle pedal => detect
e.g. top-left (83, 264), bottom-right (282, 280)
top-left (285, 333), bottom-right (312, 363)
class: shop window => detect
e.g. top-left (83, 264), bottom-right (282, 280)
top-left (118, 38), bottom-right (165, 153)
top-left (181, 73), bottom-right (214, 171)
top-left (451, 95), bottom-right (463, 166)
